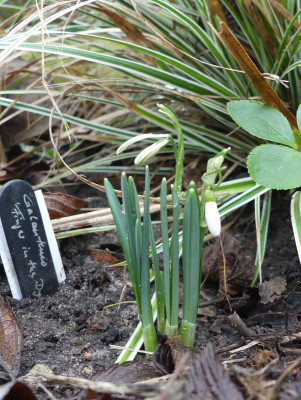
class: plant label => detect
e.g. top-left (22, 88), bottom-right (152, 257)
top-left (0, 180), bottom-right (66, 299)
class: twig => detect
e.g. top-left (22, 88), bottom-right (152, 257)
top-left (38, 383), bottom-right (57, 400)
top-left (25, 371), bottom-right (163, 397)
top-left (269, 356), bottom-right (301, 400)
top-left (229, 340), bottom-right (260, 354)
top-left (228, 312), bottom-right (256, 338)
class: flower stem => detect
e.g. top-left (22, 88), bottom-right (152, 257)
top-left (143, 323), bottom-right (157, 358)
top-left (164, 320), bottom-right (178, 338)
top-left (179, 320), bottom-right (196, 348)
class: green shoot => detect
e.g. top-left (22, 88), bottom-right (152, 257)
top-left (104, 167), bottom-right (157, 355)
top-left (179, 182), bottom-right (205, 347)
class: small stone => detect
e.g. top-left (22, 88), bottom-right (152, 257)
top-left (83, 352), bottom-right (93, 361)
top-left (83, 367), bottom-right (91, 375)
top-left (100, 328), bottom-right (119, 344)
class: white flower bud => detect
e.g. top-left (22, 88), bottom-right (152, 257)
top-left (205, 201), bottom-right (221, 237)
top-left (134, 138), bottom-right (169, 164)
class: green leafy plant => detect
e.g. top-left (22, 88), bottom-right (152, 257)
top-left (228, 100), bottom-right (301, 283)
top-left (104, 166), bottom-right (157, 355)
top-left (228, 101), bottom-right (301, 190)
top-left (106, 106), bottom-right (230, 354)
top-left (1, 2), bottom-right (299, 284)
top-left (2, 0), bottom-right (299, 358)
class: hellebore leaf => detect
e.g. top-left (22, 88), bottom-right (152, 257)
top-left (227, 101), bottom-right (297, 148)
top-left (247, 144), bottom-right (301, 189)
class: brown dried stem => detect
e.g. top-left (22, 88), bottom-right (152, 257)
top-left (212, 22), bottom-right (298, 130)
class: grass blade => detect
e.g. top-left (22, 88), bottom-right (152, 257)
top-left (251, 191), bottom-right (272, 285)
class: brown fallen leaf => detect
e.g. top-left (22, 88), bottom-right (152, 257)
top-left (259, 276), bottom-right (287, 306)
top-left (43, 192), bottom-right (88, 219)
top-left (82, 360), bottom-right (162, 400)
top-left (184, 343), bottom-right (243, 400)
top-left (202, 233), bottom-right (255, 298)
top-left (0, 297), bottom-right (23, 380)
top-left (248, 348), bottom-right (277, 370)
top-left (0, 161), bottom-right (49, 183)
top-left (0, 381), bottom-right (36, 400)
top-left (89, 249), bottom-right (119, 265)
top-left (91, 359), bottom-right (162, 384)
top-left (153, 336), bottom-right (199, 375)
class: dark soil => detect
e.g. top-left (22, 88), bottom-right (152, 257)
top-left (0, 189), bottom-right (300, 399)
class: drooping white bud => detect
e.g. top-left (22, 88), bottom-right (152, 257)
top-left (205, 201), bottom-right (221, 237)
top-left (117, 134), bottom-right (169, 154)
top-left (134, 138), bottom-right (169, 164)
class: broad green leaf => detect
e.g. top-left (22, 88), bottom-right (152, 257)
top-left (247, 144), bottom-right (301, 189)
top-left (228, 101), bottom-right (297, 149)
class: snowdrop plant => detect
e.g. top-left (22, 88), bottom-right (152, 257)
top-left (104, 167), bottom-right (158, 355)
top-left (201, 148), bottom-right (231, 237)
top-left (106, 105), bottom-right (230, 353)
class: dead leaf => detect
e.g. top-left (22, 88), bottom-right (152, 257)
top-left (43, 192), bottom-right (88, 219)
top-left (259, 276), bottom-right (287, 306)
top-left (78, 359), bottom-right (161, 400)
top-left (270, 0), bottom-right (301, 29)
top-left (202, 233), bottom-right (255, 298)
top-left (91, 360), bottom-right (162, 384)
top-left (89, 249), bottom-right (119, 265)
top-left (90, 4), bottom-right (154, 66)
top-left (248, 348), bottom-right (277, 370)
top-left (153, 336), bottom-right (199, 375)
top-left (208, 0), bottom-right (228, 24)
top-left (93, 5), bottom-right (152, 48)
top-left (242, 0), bottom-right (276, 54)
top-left (184, 343), bottom-right (243, 400)
top-left (0, 381), bottom-right (36, 400)
top-left (0, 297), bottom-right (23, 380)
top-left (153, 337), bottom-right (175, 375)
top-left (0, 161), bottom-right (48, 183)
top-left (213, 22), bottom-right (297, 130)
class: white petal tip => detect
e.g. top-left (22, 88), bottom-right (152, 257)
top-left (205, 201), bottom-right (221, 237)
